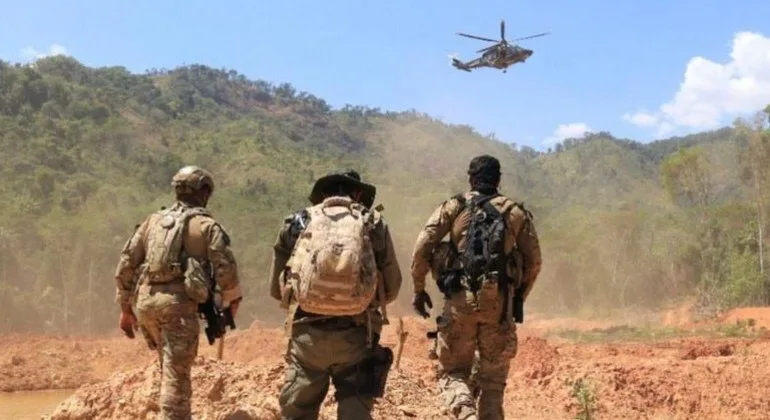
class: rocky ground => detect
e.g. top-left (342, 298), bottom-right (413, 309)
top-left (4, 306), bottom-right (770, 419)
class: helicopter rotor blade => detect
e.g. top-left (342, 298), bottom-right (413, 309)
top-left (501, 20), bottom-right (506, 41)
top-left (513, 32), bottom-right (550, 42)
top-left (457, 32), bottom-right (499, 43)
top-left (476, 44), bottom-right (498, 53)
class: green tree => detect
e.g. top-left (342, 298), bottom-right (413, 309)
top-left (734, 111), bottom-right (770, 303)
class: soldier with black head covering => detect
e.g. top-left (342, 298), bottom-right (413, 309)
top-left (410, 155), bottom-right (542, 420)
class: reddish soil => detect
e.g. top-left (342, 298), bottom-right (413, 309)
top-left (4, 309), bottom-right (770, 419)
top-left (718, 307), bottom-right (770, 329)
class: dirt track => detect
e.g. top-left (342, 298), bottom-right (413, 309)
top-left (4, 307), bottom-right (770, 419)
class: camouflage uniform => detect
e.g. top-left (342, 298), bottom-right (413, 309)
top-left (411, 191), bottom-right (542, 420)
top-left (269, 171), bottom-right (402, 420)
top-left (114, 166), bottom-right (243, 420)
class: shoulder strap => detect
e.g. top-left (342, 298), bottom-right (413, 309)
top-left (480, 196), bottom-right (504, 218)
top-left (471, 192), bottom-right (500, 207)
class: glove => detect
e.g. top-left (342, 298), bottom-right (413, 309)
top-left (412, 291), bottom-right (433, 318)
top-left (119, 310), bottom-right (137, 339)
top-left (229, 298), bottom-right (241, 317)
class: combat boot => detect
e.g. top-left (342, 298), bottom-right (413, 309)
top-left (457, 405), bottom-right (478, 420)
top-left (477, 388), bottom-right (505, 420)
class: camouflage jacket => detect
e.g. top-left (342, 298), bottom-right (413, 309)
top-left (114, 201), bottom-right (243, 309)
top-left (268, 198), bottom-right (402, 326)
top-left (410, 190), bottom-right (542, 300)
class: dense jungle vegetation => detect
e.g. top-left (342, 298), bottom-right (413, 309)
top-left (1, 56), bottom-right (769, 334)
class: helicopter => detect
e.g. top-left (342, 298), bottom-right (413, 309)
top-left (450, 20), bottom-right (549, 73)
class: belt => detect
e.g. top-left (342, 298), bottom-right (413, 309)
top-left (145, 265), bottom-right (184, 284)
top-left (138, 282), bottom-right (186, 293)
top-left (296, 316), bottom-right (358, 330)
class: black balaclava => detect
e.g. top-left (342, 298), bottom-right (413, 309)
top-left (467, 155), bottom-right (501, 195)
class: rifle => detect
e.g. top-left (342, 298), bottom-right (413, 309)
top-left (502, 275), bottom-right (526, 324)
top-left (198, 296), bottom-right (236, 345)
top-left (513, 289), bottom-right (524, 323)
top-left (198, 262), bottom-right (237, 346)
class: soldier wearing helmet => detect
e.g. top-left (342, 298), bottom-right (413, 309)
top-left (171, 165), bottom-right (215, 206)
top-left (114, 165), bottom-right (243, 419)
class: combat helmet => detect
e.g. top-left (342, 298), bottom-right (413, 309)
top-left (171, 165), bottom-right (215, 195)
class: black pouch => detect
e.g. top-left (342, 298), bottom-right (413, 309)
top-left (365, 344), bottom-right (394, 398)
top-left (437, 269), bottom-right (464, 297)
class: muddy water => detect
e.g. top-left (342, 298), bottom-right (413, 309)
top-left (0, 390), bottom-right (74, 419)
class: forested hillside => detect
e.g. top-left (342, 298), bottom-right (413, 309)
top-left (1, 55), bottom-right (768, 334)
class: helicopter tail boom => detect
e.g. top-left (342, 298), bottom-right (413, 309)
top-left (450, 57), bottom-right (472, 72)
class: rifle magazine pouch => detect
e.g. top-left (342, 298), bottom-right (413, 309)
top-left (183, 257), bottom-right (210, 304)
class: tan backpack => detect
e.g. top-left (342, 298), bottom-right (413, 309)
top-left (143, 204), bottom-right (212, 303)
top-left (287, 196), bottom-right (378, 316)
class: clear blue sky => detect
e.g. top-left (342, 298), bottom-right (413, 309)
top-left (1, 0), bottom-right (769, 150)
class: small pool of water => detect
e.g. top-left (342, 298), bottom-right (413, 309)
top-left (0, 389), bottom-right (75, 420)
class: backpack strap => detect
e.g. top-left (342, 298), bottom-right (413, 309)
top-left (479, 196), bottom-right (505, 221)
top-left (470, 192), bottom-right (499, 208)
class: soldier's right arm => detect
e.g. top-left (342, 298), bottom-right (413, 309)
top-left (268, 216), bottom-right (295, 301)
top-left (114, 217), bottom-right (150, 311)
top-left (410, 197), bottom-right (463, 293)
top-left (202, 219), bottom-right (243, 305)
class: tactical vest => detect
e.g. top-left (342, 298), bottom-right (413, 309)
top-left (142, 205), bottom-right (212, 285)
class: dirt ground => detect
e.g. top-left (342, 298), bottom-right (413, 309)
top-left (4, 307), bottom-right (770, 419)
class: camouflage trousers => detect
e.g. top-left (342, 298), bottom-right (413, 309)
top-left (436, 281), bottom-right (518, 420)
top-left (278, 319), bottom-right (377, 420)
top-left (136, 284), bottom-right (200, 420)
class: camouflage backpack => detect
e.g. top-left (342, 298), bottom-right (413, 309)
top-left (143, 204), bottom-right (212, 303)
top-left (287, 196), bottom-right (378, 316)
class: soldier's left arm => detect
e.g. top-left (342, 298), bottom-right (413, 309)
top-left (203, 219), bottom-right (243, 305)
top-left (372, 216), bottom-right (402, 304)
top-left (509, 204), bottom-right (542, 301)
